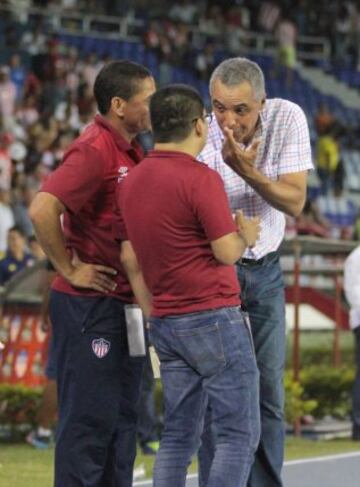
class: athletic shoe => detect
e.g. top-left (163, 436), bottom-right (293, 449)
top-left (26, 430), bottom-right (52, 449)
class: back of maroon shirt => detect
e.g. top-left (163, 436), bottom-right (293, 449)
top-left (41, 115), bottom-right (143, 301)
top-left (117, 150), bottom-right (240, 317)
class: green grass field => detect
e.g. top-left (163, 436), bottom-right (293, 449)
top-left (1, 438), bottom-right (360, 487)
top-left (1, 330), bottom-right (358, 486)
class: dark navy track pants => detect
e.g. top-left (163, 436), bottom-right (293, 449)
top-left (50, 290), bottom-right (144, 487)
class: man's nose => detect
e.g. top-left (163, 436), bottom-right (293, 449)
top-left (222, 110), bottom-right (237, 127)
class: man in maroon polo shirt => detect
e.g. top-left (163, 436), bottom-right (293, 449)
top-left (29, 61), bottom-right (156, 487)
top-left (117, 85), bottom-right (261, 487)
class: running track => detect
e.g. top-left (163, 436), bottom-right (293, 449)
top-left (133, 451), bottom-right (360, 486)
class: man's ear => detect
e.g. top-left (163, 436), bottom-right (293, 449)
top-left (111, 96), bottom-right (127, 118)
top-left (194, 118), bottom-right (205, 138)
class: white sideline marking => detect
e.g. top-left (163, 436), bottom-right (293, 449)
top-left (284, 451), bottom-right (360, 466)
top-left (133, 452), bottom-right (360, 485)
top-left (133, 473), bottom-right (198, 486)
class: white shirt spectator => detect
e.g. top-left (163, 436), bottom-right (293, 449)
top-left (199, 98), bottom-right (313, 259)
top-left (0, 193), bottom-right (15, 253)
top-left (169, 1), bottom-right (199, 24)
top-left (344, 245), bottom-right (360, 330)
top-left (21, 30), bottom-right (47, 56)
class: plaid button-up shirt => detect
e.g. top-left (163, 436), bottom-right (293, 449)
top-left (199, 98), bottom-right (313, 259)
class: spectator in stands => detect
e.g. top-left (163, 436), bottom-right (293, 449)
top-left (257, 1), bottom-right (281, 33)
top-left (316, 128), bottom-right (341, 195)
top-left (351, 4), bottom-right (360, 71)
top-left (0, 66), bottom-right (17, 130)
top-left (168, 0), bottom-right (200, 24)
top-left (314, 102), bottom-right (336, 136)
top-left (198, 4), bottom-right (225, 37)
top-left (15, 94), bottom-right (40, 129)
top-left (317, 185), bottom-right (356, 240)
top-left (354, 211), bottom-right (360, 241)
top-left (28, 235), bottom-right (46, 260)
top-left (0, 133), bottom-right (12, 192)
top-left (334, 4), bottom-right (352, 63)
top-left (77, 79), bottom-right (97, 122)
top-left (82, 52), bottom-right (101, 90)
top-left (273, 15), bottom-right (298, 87)
top-left (0, 226), bottom-right (34, 285)
top-left (20, 22), bottom-right (47, 58)
top-left (143, 20), bottom-right (161, 51)
top-left (343, 246), bottom-right (360, 441)
top-left (198, 57), bottom-right (312, 487)
top-left (12, 182), bottom-right (38, 239)
top-left (27, 262), bottom-right (57, 449)
top-left (195, 43), bottom-right (216, 81)
top-left (9, 53), bottom-right (27, 103)
top-left (296, 198), bottom-right (331, 238)
top-left (117, 84), bottom-right (261, 487)
top-left (29, 60), bottom-right (156, 486)
top-left (29, 112), bottom-right (59, 154)
top-left (0, 189), bottom-right (15, 254)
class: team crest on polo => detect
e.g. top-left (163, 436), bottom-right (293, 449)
top-left (92, 338), bottom-right (111, 358)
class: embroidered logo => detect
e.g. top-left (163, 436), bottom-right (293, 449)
top-left (92, 338), bottom-right (111, 358)
top-left (117, 166), bottom-right (129, 182)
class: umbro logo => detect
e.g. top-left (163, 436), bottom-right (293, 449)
top-left (117, 166), bottom-right (129, 182)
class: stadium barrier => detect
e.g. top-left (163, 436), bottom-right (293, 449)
top-left (0, 260), bottom-right (49, 387)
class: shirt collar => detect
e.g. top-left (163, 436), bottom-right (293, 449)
top-left (94, 114), bottom-right (143, 162)
top-left (147, 149), bottom-right (198, 164)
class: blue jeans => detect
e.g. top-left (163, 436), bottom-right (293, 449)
top-left (149, 306), bottom-right (260, 487)
top-left (138, 349), bottom-right (160, 447)
top-left (352, 327), bottom-right (360, 437)
top-left (199, 253), bottom-right (286, 487)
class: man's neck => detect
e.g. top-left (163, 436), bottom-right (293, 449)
top-left (154, 141), bottom-right (199, 158)
top-left (102, 114), bottom-right (134, 143)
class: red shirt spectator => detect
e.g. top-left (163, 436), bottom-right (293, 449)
top-left (117, 150), bottom-right (240, 317)
top-left (41, 114), bottom-right (143, 300)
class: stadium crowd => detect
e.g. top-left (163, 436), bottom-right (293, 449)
top-left (1, 2), bottom-right (360, 486)
top-left (1, 0), bottom-right (360, 285)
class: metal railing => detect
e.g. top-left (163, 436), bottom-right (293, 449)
top-left (0, 4), bottom-right (331, 62)
top-left (280, 236), bottom-right (358, 435)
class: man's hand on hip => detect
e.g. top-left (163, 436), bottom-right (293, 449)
top-left (64, 251), bottom-right (118, 293)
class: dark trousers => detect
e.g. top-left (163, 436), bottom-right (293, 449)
top-left (352, 327), bottom-right (360, 437)
top-left (199, 252), bottom-right (286, 487)
top-left (50, 291), bottom-right (144, 487)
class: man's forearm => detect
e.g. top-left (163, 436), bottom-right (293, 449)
top-left (33, 216), bottom-right (73, 279)
top-left (127, 271), bottom-right (152, 319)
top-left (30, 196), bottom-right (74, 280)
top-left (241, 167), bottom-right (306, 217)
top-left (120, 241), bottom-right (152, 318)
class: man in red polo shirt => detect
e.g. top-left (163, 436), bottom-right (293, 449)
top-left (29, 61), bottom-right (156, 487)
top-left (117, 85), bottom-right (261, 487)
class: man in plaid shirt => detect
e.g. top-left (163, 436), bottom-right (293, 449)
top-left (198, 57), bottom-right (313, 487)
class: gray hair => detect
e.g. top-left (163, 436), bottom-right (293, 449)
top-left (209, 57), bottom-right (266, 101)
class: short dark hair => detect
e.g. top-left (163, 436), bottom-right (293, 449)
top-left (94, 60), bottom-right (152, 115)
top-left (9, 225), bottom-right (24, 237)
top-left (150, 84), bottom-right (204, 143)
